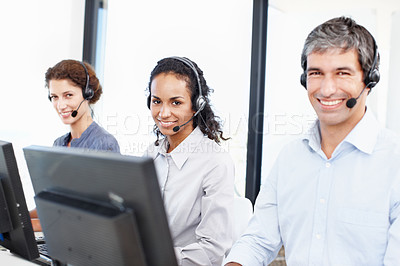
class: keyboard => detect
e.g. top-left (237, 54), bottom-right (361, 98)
top-left (34, 233), bottom-right (52, 265)
top-left (35, 235), bottom-right (45, 245)
top-left (37, 243), bottom-right (49, 256)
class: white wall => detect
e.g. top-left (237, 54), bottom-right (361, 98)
top-left (386, 10), bottom-right (400, 133)
top-left (100, 0), bottom-right (253, 196)
top-left (0, 0), bottom-right (85, 209)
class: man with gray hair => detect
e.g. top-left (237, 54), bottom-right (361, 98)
top-left (225, 16), bottom-right (400, 265)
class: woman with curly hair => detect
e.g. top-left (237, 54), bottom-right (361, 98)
top-left (30, 59), bottom-right (120, 232)
top-left (45, 59), bottom-right (119, 151)
top-left (145, 56), bottom-right (235, 266)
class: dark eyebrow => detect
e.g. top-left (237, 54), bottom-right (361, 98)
top-left (151, 95), bottom-right (184, 100)
top-left (170, 96), bottom-right (184, 100)
top-left (336, 67), bottom-right (355, 72)
top-left (306, 67), bottom-right (321, 73)
top-left (306, 66), bottom-right (355, 73)
top-left (50, 90), bottom-right (74, 96)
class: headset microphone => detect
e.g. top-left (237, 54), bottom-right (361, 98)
top-left (346, 83), bottom-right (369, 109)
top-left (346, 98), bottom-right (357, 109)
top-left (71, 99), bottom-right (86, 118)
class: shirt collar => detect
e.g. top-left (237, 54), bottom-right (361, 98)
top-left (304, 120), bottom-right (321, 153)
top-left (343, 109), bottom-right (380, 154)
top-left (303, 108), bottom-right (380, 155)
top-left (155, 127), bottom-right (204, 169)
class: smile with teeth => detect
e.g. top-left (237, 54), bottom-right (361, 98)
top-left (319, 99), bottom-right (343, 106)
top-left (59, 111), bottom-right (72, 117)
top-left (158, 120), bottom-right (176, 127)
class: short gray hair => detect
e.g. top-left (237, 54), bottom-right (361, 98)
top-left (301, 16), bottom-right (379, 85)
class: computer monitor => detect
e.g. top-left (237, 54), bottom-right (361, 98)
top-left (0, 140), bottom-right (39, 261)
top-left (23, 145), bottom-right (178, 266)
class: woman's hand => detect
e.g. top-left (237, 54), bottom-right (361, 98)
top-left (29, 209), bottom-right (42, 232)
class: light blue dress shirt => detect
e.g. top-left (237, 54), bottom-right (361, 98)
top-left (226, 110), bottom-right (400, 266)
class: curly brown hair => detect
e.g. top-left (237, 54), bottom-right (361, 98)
top-left (45, 59), bottom-right (102, 104)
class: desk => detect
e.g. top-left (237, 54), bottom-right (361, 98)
top-left (0, 247), bottom-right (37, 265)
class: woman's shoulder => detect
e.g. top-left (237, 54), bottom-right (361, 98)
top-left (53, 132), bottom-right (70, 146)
top-left (87, 123), bottom-right (120, 152)
top-left (89, 123), bottom-right (115, 139)
top-left (143, 142), bottom-right (158, 158)
top-left (196, 136), bottom-right (235, 184)
top-left (198, 136), bottom-right (234, 163)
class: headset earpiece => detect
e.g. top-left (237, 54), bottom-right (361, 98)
top-left (147, 95), bottom-right (151, 109)
top-left (364, 37), bottom-right (380, 89)
top-left (196, 96), bottom-right (206, 112)
top-left (80, 62), bottom-right (94, 100)
top-left (300, 72), bottom-right (307, 89)
top-left (367, 68), bottom-right (380, 89)
top-left (84, 87), bottom-right (94, 100)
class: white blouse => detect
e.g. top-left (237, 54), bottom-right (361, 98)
top-left (145, 127), bottom-right (235, 266)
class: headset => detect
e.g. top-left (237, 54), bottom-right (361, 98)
top-left (147, 56), bottom-right (206, 113)
top-left (79, 61), bottom-right (94, 100)
top-left (300, 36), bottom-right (380, 90)
top-left (48, 61), bottom-right (94, 101)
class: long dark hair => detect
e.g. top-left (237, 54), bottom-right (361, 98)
top-left (148, 57), bottom-right (229, 144)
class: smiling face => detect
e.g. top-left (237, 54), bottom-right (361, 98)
top-left (306, 48), bottom-right (368, 132)
top-left (150, 73), bottom-right (195, 146)
top-left (49, 79), bottom-right (90, 126)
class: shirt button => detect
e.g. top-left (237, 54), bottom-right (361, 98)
top-left (319, 198), bottom-right (326, 204)
top-left (325, 162), bottom-right (331, 168)
top-left (316, 234), bottom-right (321, 239)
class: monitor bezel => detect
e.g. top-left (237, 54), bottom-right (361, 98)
top-left (0, 140), bottom-right (39, 261)
top-left (23, 145), bottom-right (178, 266)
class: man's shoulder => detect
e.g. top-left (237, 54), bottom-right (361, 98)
top-left (378, 127), bottom-right (400, 155)
top-left (280, 137), bottom-right (309, 153)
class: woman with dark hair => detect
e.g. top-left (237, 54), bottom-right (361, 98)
top-left (30, 59), bottom-right (120, 231)
top-left (145, 57), bottom-right (235, 265)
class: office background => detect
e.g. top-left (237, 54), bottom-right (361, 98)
top-left (1, 0), bottom-right (400, 209)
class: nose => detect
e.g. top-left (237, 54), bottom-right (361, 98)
top-left (159, 104), bottom-right (171, 119)
top-left (319, 75), bottom-right (337, 97)
top-left (56, 98), bottom-right (67, 110)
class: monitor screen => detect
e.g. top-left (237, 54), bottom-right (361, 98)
top-left (23, 145), bottom-right (178, 266)
top-left (0, 140), bottom-right (39, 261)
